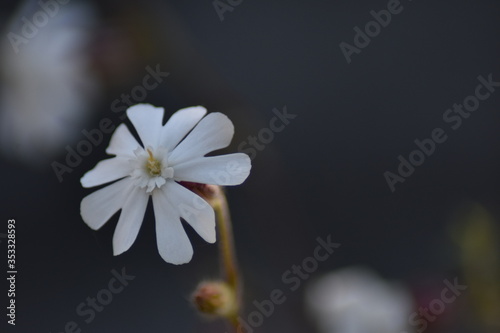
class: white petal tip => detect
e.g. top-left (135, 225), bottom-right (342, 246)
top-left (227, 153), bottom-right (252, 185)
top-left (178, 105), bottom-right (207, 115)
top-left (126, 103), bottom-right (164, 119)
top-left (165, 256), bottom-right (192, 265)
top-left (81, 217), bottom-right (100, 231)
top-left (204, 228), bottom-right (217, 244)
top-left (113, 247), bottom-right (125, 256)
top-left (113, 237), bottom-right (131, 257)
top-left (80, 175), bottom-right (91, 188)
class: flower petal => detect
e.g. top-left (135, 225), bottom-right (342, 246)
top-left (173, 153), bottom-right (251, 186)
top-left (112, 186), bottom-right (149, 256)
top-left (168, 112), bottom-right (234, 165)
top-left (152, 186), bottom-right (193, 264)
top-left (165, 181), bottom-right (215, 243)
top-left (106, 123), bottom-right (141, 157)
top-left (80, 177), bottom-right (133, 230)
top-left (80, 157), bottom-right (133, 188)
top-left (160, 106), bottom-right (207, 152)
top-left (126, 104), bottom-right (164, 149)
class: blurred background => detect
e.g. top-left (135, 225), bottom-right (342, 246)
top-left (1, 0), bottom-right (500, 332)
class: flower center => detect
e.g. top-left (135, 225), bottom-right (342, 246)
top-left (131, 147), bottom-right (174, 193)
top-left (146, 149), bottom-right (162, 176)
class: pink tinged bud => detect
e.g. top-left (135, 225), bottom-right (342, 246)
top-left (192, 281), bottom-right (237, 318)
top-left (180, 182), bottom-right (221, 204)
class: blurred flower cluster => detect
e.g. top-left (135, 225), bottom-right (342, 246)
top-left (307, 267), bottom-right (414, 333)
top-left (0, 0), bottom-right (100, 164)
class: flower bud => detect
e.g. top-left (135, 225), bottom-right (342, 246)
top-left (192, 281), bottom-right (237, 318)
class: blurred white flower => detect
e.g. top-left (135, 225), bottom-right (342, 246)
top-left (306, 267), bottom-right (414, 333)
top-left (80, 104), bottom-right (251, 265)
top-left (0, 1), bottom-right (99, 164)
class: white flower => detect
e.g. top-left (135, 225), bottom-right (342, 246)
top-left (80, 104), bottom-right (251, 265)
top-left (0, 1), bottom-right (99, 164)
top-left (306, 267), bottom-right (414, 333)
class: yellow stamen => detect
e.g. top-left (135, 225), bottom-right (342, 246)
top-left (146, 149), bottom-right (162, 176)
top-left (147, 148), bottom-right (154, 161)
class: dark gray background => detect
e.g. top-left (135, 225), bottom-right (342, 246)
top-left (2, 0), bottom-right (500, 332)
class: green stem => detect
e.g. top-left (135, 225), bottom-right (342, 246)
top-left (213, 188), bottom-right (242, 329)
